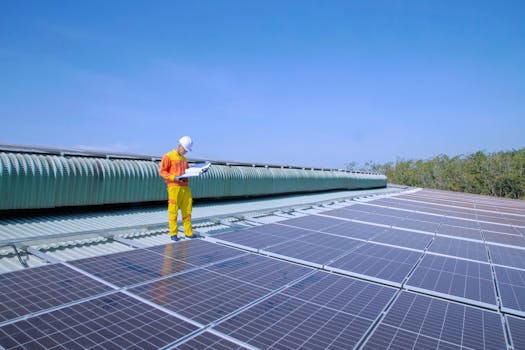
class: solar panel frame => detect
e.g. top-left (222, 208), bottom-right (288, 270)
top-left (506, 315), bottom-right (525, 350)
top-left (483, 230), bottom-right (525, 247)
top-left (259, 233), bottom-right (363, 267)
top-left (277, 215), bottom-right (347, 231)
top-left (428, 236), bottom-right (489, 262)
top-left (214, 293), bottom-right (375, 350)
top-left (494, 266), bottom-right (525, 316)
top-left (70, 246), bottom-right (194, 288)
top-left (405, 254), bottom-right (497, 309)
top-left (0, 292), bottom-right (198, 350)
top-left (437, 224), bottom-right (483, 240)
top-left (488, 244), bottom-right (525, 269)
top-left (393, 218), bottom-right (441, 233)
top-left (280, 271), bottom-right (398, 320)
top-left (370, 228), bottom-right (433, 250)
top-left (362, 291), bottom-right (508, 350)
top-left (320, 221), bottom-right (386, 240)
top-left (205, 254), bottom-right (313, 290)
top-left (173, 331), bottom-right (250, 350)
top-left (129, 268), bottom-right (272, 325)
top-left (326, 243), bottom-right (423, 287)
top-left (146, 240), bottom-right (247, 267)
top-left (0, 263), bottom-right (112, 323)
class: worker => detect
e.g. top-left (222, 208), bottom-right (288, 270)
top-left (159, 136), bottom-right (195, 241)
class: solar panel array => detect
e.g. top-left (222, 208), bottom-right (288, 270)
top-left (1, 188), bottom-right (524, 349)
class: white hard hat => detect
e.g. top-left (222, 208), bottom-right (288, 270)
top-left (179, 136), bottom-right (193, 152)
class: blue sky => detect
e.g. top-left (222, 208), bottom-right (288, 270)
top-left (1, 1), bottom-right (524, 169)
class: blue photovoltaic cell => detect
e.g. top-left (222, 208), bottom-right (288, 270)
top-left (146, 239), bottom-right (245, 267)
top-left (322, 207), bottom-right (366, 220)
top-left (351, 204), bottom-right (409, 218)
top-left (356, 212), bottom-right (406, 226)
top-left (488, 244), bottom-right (525, 269)
top-left (370, 228), bottom-right (433, 250)
top-left (262, 236), bottom-right (355, 265)
top-left (441, 217), bottom-right (480, 229)
top-left (507, 316), bottom-right (525, 350)
top-left (407, 212), bottom-right (444, 224)
top-left (0, 264), bottom-right (112, 323)
top-left (206, 254), bottom-right (312, 290)
top-left (428, 236), bottom-right (489, 262)
top-left (327, 243), bottom-right (422, 285)
top-left (279, 215), bottom-right (346, 231)
top-left (130, 268), bottom-right (270, 324)
top-left (438, 224), bottom-right (483, 240)
top-left (494, 266), bottom-right (525, 315)
top-left (394, 218), bottom-right (440, 233)
top-left (174, 332), bottom-right (248, 350)
top-left (0, 292), bottom-right (198, 350)
top-left (484, 231), bottom-right (525, 247)
top-left (406, 254), bottom-right (497, 307)
top-left (363, 291), bottom-right (507, 350)
top-left (282, 271), bottom-right (397, 320)
top-left (214, 293), bottom-right (374, 349)
top-left (480, 222), bottom-right (517, 235)
top-left (71, 245), bottom-right (195, 287)
top-left (320, 221), bottom-right (386, 240)
top-left (214, 224), bottom-right (311, 250)
top-left (253, 223), bottom-right (314, 238)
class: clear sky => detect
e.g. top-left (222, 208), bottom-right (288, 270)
top-left (1, 1), bottom-right (524, 169)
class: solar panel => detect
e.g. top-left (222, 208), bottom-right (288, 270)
top-left (362, 291), bottom-right (507, 349)
top-left (406, 211), bottom-right (444, 224)
top-left (355, 212), bottom-right (406, 226)
top-left (441, 217), bottom-right (480, 229)
top-left (438, 224), bottom-right (483, 240)
top-left (320, 221), bottom-right (386, 240)
top-left (0, 292), bottom-right (198, 350)
top-left (0, 263), bottom-right (112, 322)
top-left (214, 272), bottom-right (396, 350)
top-left (279, 215), bottom-right (346, 231)
top-left (212, 224), bottom-right (312, 250)
top-left (507, 315), bottom-right (525, 350)
top-left (370, 228), bottom-right (433, 250)
top-left (428, 236), bottom-right (489, 262)
top-left (70, 246), bottom-right (194, 288)
top-left (484, 231), bottom-right (525, 247)
top-left (480, 221), bottom-right (519, 235)
top-left (260, 233), bottom-right (362, 266)
top-left (405, 254), bottom-right (497, 308)
top-left (146, 240), bottom-right (246, 267)
top-left (326, 243), bottom-right (422, 286)
top-left (206, 254), bottom-right (313, 290)
top-left (129, 268), bottom-right (271, 324)
top-left (494, 266), bottom-right (525, 316)
top-left (173, 331), bottom-right (248, 349)
top-left (488, 244), bottom-right (525, 269)
top-left (394, 218), bottom-right (440, 232)
top-left (281, 271), bottom-right (397, 320)
top-left (322, 207), bottom-right (365, 220)
top-left (215, 292), bottom-right (373, 349)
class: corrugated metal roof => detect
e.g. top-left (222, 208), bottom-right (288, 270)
top-left (0, 187), bottom-right (403, 272)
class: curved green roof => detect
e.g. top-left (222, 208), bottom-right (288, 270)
top-left (0, 148), bottom-right (386, 210)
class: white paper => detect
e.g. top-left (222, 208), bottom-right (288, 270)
top-left (176, 162), bottom-right (211, 179)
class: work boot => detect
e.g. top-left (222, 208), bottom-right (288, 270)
top-left (170, 235), bottom-right (179, 242)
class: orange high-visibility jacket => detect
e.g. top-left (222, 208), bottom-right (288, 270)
top-left (159, 150), bottom-right (189, 187)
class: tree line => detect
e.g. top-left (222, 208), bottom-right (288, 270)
top-left (349, 148), bottom-right (525, 200)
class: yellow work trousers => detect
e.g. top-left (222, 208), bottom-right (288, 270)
top-left (167, 186), bottom-right (193, 237)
